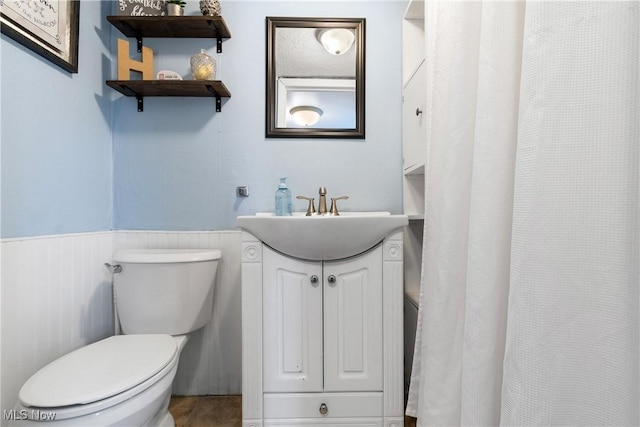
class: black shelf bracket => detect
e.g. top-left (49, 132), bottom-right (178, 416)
top-left (116, 20), bottom-right (142, 52)
top-left (205, 85), bottom-right (222, 112)
top-left (204, 20), bottom-right (223, 53)
top-left (136, 95), bottom-right (144, 112)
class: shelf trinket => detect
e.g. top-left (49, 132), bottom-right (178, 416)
top-left (190, 49), bottom-right (216, 80)
top-left (199, 0), bottom-right (221, 16)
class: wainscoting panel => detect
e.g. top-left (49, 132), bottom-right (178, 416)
top-left (0, 229), bottom-right (242, 423)
top-left (0, 232), bottom-right (114, 421)
top-left (112, 230), bottom-right (242, 396)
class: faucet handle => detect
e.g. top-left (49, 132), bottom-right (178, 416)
top-left (329, 196), bottom-right (349, 216)
top-left (296, 195), bottom-right (316, 216)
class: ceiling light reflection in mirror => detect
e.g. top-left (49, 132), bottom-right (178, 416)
top-left (277, 78), bottom-right (355, 128)
top-left (317, 28), bottom-right (355, 55)
top-left (290, 106), bottom-right (323, 126)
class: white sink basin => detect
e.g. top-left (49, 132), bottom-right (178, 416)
top-left (236, 212), bottom-right (408, 260)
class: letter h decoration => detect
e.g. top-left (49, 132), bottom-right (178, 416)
top-left (117, 38), bottom-right (154, 80)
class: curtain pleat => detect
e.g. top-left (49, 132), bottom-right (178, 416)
top-left (407, 1), bottom-right (639, 426)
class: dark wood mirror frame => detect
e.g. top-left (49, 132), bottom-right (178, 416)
top-left (266, 17), bottom-right (366, 139)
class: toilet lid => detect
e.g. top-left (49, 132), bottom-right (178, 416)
top-left (19, 334), bottom-right (177, 408)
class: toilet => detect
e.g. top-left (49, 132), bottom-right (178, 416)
top-left (11, 248), bottom-right (221, 426)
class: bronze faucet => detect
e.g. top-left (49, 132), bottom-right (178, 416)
top-left (296, 195), bottom-right (316, 216)
top-left (318, 187), bottom-right (328, 215)
top-left (329, 196), bottom-right (349, 215)
top-left (297, 187), bottom-right (349, 216)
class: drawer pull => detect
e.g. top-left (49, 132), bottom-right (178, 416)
top-left (319, 402), bottom-right (328, 415)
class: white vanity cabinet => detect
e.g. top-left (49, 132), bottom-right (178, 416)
top-left (241, 231), bottom-right (405, 427)
top-left (263, 245), bottom-right (383, 394)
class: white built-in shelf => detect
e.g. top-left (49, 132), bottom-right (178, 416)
top-left (403, 0), bottom-right (424, 19)
top-left (402, 0), bottom-right (427, 300)
top-left (402, 0), bottom-right (425, 85)
top-left (404, 163), bottom-right (425, 176)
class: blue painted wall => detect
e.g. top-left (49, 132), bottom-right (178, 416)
top-left (1, 0), bottom-right (405, 237)
top-left (113, 0), bottom-right (406, 231)
top-left (1, 1), bottom-right (113, 238)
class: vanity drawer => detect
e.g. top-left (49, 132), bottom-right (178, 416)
top-left (263, 392), bottom-right (383, 419)
top-left (263, 418), bottom-right (382, 426)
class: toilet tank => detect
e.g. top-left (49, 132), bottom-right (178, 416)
top-left (112, 249), bottom-right (221, 335)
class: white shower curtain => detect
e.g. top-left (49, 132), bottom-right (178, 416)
top-left (406, 1), bottom-right (639, 426)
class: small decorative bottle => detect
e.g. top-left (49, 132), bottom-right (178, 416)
top-left (190, 49), bottom-right (216, 80)
top-left (199, 0), bottom-right (221, 16)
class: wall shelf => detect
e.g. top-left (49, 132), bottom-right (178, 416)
top-left (106, 15), bottom-right (232, 112)
top-left (106, 16), bottom-right (231, 52)
top-left (404, 163), bottom-right (425, 176)
top-left (106, 80), bottom-right (231, 112)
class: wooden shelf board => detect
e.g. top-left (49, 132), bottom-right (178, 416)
top-left (106, 80), bottom-right (231, 98)
top-left (106, 15), bottom-right (232, 39)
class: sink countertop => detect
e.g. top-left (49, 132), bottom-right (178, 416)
top-left (237, 212), bottom-right (408, 260)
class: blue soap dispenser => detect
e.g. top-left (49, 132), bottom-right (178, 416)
top-left (275, 177), bottom-right (292, 216)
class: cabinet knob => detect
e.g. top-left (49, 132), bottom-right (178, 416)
top-left (319, 402), bottom-right (328, 415)
top-left (327, 275), bottom-right (336, 284)
top-left (310, 275), bottom-right (319, 284)
top-left (416, 107), bottom-right (423, 116)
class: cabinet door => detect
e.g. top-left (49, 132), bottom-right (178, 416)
top-left (323, 246), bottom-right (383, 391)
top-left (402, 59), bottom-right (427, 172)
top-left (263, 247), bottom-right (324, 392)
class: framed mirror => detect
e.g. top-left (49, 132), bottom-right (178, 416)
top-left (266, 17), bottom-right (365, 139)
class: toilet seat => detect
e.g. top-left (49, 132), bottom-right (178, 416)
top-left (18, 335), bottom-right (178, 421)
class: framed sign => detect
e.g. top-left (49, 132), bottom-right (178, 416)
top-left (1, 0), bottom-right (80, 73)
top-left (117, 0), bottom-right (166, 16)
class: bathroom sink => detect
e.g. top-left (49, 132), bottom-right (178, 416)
top-left (236, 212), bottom-right (408, 260)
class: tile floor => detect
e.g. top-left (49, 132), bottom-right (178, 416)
top-left (169, 395), bottom-right (242, 427)
top-left (169, 395), bottom-right (417, 426)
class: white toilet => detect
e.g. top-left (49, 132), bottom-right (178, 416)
top-left (11, 248), bottom-right (221, 426)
